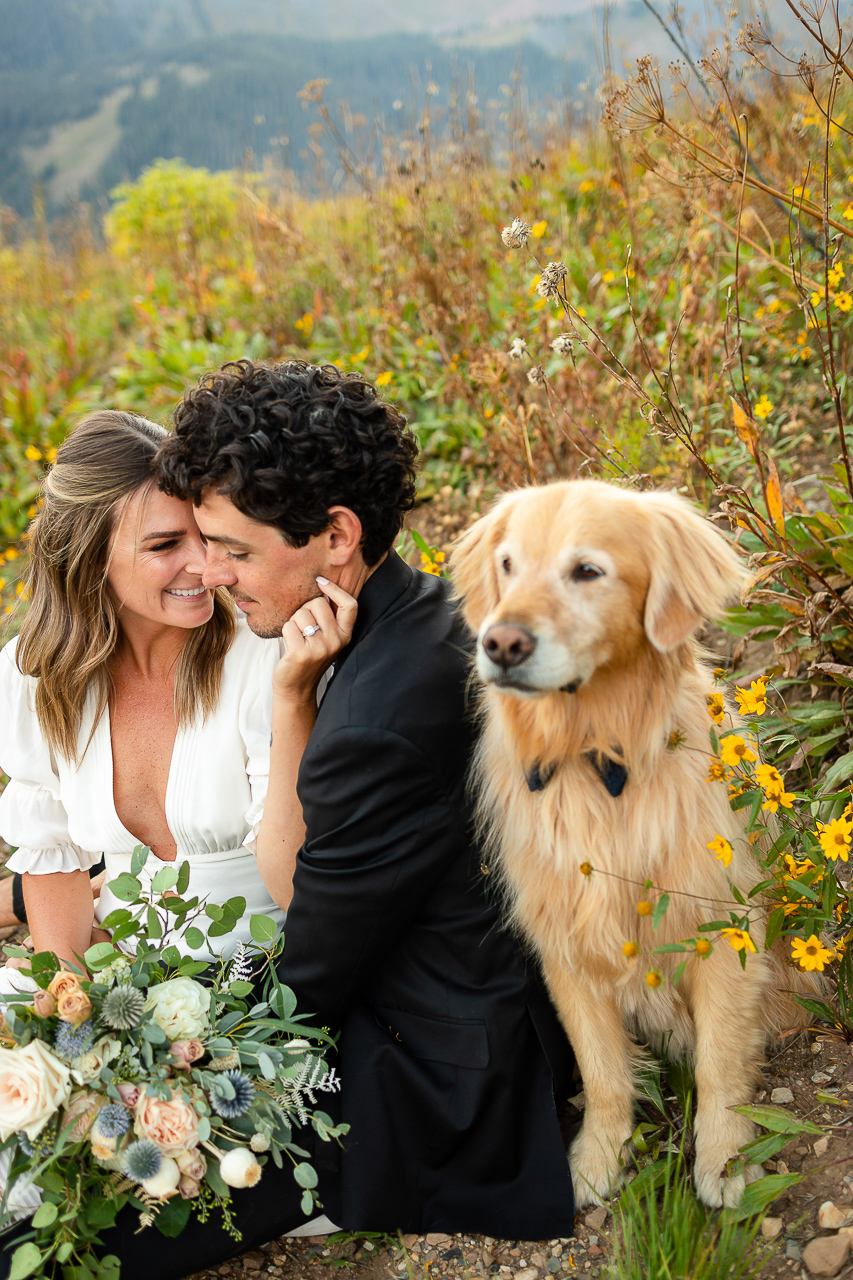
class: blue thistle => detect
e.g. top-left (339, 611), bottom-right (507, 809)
top-left (94, 1104), bottom-right (130, 1140)
top-left (54, 1019), bottom-right (94, 1059)
top-left (123, 1139), bottom-right (162, 1182)
top-left (209, 1070), bottom-right (255, 1119)
top-left (101, 985), bottom-right (145, 1031)
top-left (17, 1119), bottom-right (56, 1159)
top-left (16, 1132), bottom-right (34, 1158)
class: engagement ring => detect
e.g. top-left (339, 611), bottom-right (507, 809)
top-left (302, 624), bottom-right (321, 637)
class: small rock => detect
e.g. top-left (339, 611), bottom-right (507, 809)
top-left (761, 1217), bottom-right (784, 1240)
top-left (531, 1253), bottom-right (546, 1268)
top-left (814, 1137), bottom-right (830, 1157)
top-left (546, 1259), bottom-right (562, 1273)
top-left (819, 1202), bottom-right (853, 1230)
top-left (426, 1234), bottom-right (450, 1247)
top-left (514, 1269), bottom-right (538, 1280)
top-left (509, 1249), bottom-right (521, 1258)
top-left (442, 1248), bottom-right (463, 1260)
top-left (588, 1246), bottom-right (603, 1258)
top-left (772, 1087), bottom-right (794, 1105)
top-left (551, 1247), bottom-right (563, 1258)
top-left (777, 1160), bottom-right (790, 1176)
top-left (584, 1207), bottom-right (608, 1231)
top-left (785, 1240), bottom-right (802, 1261)
top-left (813, 1073), bottom-right (833, 1084)
top-left (813, 1042), bottom-right (823, 1053)
top-left (801, 1232), bottom-right (852, 1276)
top-left (402, 1235), bottom-right (418, 1249)
top-left (243, 1256), bottom-right (264, 1273)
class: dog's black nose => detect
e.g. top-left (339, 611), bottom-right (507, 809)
top-left (482, 624), bottom-right (537, 669)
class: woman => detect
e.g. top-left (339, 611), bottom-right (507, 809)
top-left (0, 409), bottom-right (353, 969)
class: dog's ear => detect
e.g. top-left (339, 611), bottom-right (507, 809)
top-left (450, 497), bottom-right (513, 632)
top-left (643, 494), bottom-right (747, 652)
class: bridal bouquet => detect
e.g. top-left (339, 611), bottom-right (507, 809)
top-left (0, 848), bottom-right (346, 1280)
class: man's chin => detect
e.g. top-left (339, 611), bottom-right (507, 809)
top-left (244, 614), bottom-right (285, 640)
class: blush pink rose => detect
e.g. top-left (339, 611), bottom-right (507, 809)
top-left (134, 1093), bottom-right (199, 1155)
top-left (170, 1039), bottom-right (204, 1070)
top-left (32, 990), bottom-right (56, 1019)
top-left (116, 1083), bottom-right (140, 1109)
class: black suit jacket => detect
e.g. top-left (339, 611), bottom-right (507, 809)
top-left (279, 552), bottom-right (574, 1237)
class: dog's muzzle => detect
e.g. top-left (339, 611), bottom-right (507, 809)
top-left (479, 624), bottom-right (582, 695)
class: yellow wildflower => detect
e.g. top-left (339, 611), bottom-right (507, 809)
top-left (695, 939), bottom-right (712, 956)
top-left (844, 203), bottom-right (853, 221)
top-left (637, 901), bottom-right (653, 917)
top-left (811, 289), bottom-right (825, 307)
top-left (24, 445), bottom-right (41, 462)
top-left (578, 179), bottom-right (595, 194)
top-left (706, 759), bottom-right (732, 784)
top-left (622, 941), bottom-right (638, 958)
top-left (294, 313), bottom-right (314, 335)
top-left (706, 692), bottom-right (725, 725)
top-left (0, 578), bottom-right (5, 591)
top-left (762, 789), bottom-right (796, 814)
top-left (791, 935), bottom-right (836, 972)
top-left (530, 221), bottom-right (547, 238)
top-left (829, 263), bottom-right (846, 289)
top-left (735, 679), bottom-right (767, 716)
top-left (707, 834), bottom-right (733, 868)
top-left (4, 548), bottom-right (18, 561)
top-left (579, 861), bottom-right (593, 877)
top-left (602, 270), bottom-right (615, 284)
top-left (817, 816), bottom-right (853, 862)
top-left (754, 396), bottom-right (774, 420)
top-left (834, 291), bottom-right (853, 312)
top-left (721, 927), bottom-right (757, 953)
top-left (376, 372), bottom-right (393, 387)
top-left (645, 971), bottom-right (662, 988)
top-left (719, 735), bottom-right (757, 767)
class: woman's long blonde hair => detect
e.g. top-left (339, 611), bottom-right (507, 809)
top-left (15, 410), bottom-right (236, 763)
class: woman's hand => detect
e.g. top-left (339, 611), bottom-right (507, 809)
top-left (272, 577), bottom-right (358, 705)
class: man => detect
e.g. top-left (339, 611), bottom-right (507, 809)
top-left (159, 360), bottom-right (575, 1247)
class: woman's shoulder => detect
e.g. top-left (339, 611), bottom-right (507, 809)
top-left (0, 634), bottom-right (29, 698)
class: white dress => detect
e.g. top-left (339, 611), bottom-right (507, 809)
top-left (0, 618), bottom-right (287, 963)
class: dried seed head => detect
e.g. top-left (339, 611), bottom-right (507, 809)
top-left (508, 337), bottom-right (528, 360)
top-left (527, 365), bottom-right (547, 386)
top-left (501, 218), bottom-right (532, 249)
top-left (551, 335), bottom-right (573, 354)
top-left (536, 261), bottom-right (568, 300)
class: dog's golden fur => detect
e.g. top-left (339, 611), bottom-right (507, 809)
top-left (451, 480), bottom-right (815, 1209)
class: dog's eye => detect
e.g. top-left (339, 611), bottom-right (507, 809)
top-left (571, 563), bottom-right (604, 582)
top-left (501, 555), bottom-right (512, 575)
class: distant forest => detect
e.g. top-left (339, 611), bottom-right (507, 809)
top-left (0, 0), bottom-right (580, 217)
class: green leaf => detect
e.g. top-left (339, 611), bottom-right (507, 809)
top-left (84, 941), bottom-right (121, 971)
top-left (652, 894), bottom-right (670, 932)
top-left (31, 1201), bottom-right (58, 1227)
top-left (410, 529), bottom-right (431, 554)
top-left (738, 1132), bottom-right (792, 1163)
top-left (8, 1243), bottom-right (43, 1280)
top-left (175, 861), bottom-right (191, 896)
top-left (130, 846), bottom-right (150, 877)
top-left (197, 1116), bottom-right (211, 1143)
top-left (257, 1051), bottom-right (276, 1080)
top-left (57, 1243), bottom-right (74, 1264)
top-left (154, 1195), bottom-right (192, 1238)
top-left (821, 751), bottom-right (853, 794)
top-left (183, 927), bottom-right (205, 951)
top-left (765, 907), bottom-right (786, 951)
top-left (671, 960), bottom-right (688, 986)
top-left (722, 1172), bottom-right (803, 1221)
top-left (151, 866), bottom-right (179, 894)
top-left (142, 1023), bottom-right (167, 1044)
top-left (794, 996), bottom-right (839, 1024)
top-left (98, 909), bottom-right (132, 931)
top-left (730, 1103), bottom-right (824, 1135)
top-left (229, 980), bottom-right (253, 998)
top-left (293, 1162), bottom-right (318, 1189)
top-left (106, 873), bottom-right (142, 902)
top-left (301, 1188), bottom-right (314, 1216)
top-left (250, 914), bottom-right (279, 944)
top-left (204, 1162), bottom-right (230, 1199)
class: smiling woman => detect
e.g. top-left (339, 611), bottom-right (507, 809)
top-left (0, 410), bottom-right (350, 973)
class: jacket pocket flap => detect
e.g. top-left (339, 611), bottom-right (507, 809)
top-left (373, 1004), bottom-right (489, 1068)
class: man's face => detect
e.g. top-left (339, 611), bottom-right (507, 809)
top-left (196, 489), bottom-right (328, 637)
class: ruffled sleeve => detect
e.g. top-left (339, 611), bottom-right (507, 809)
top-left (0, 638), bottom-right (100, 874)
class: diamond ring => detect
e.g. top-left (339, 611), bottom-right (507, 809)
top-left (302, 624), bottom-right (321, 638)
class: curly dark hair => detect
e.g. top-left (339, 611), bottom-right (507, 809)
top-left (157, 360), bottom-right (420, 566)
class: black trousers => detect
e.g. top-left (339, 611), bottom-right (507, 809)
top-left (0, 1156), bottom-right (328, 1280)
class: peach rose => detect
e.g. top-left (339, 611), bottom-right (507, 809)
top-left (170, 1039), bottom-right (204, 1070)
top-left (57, 989), bottom-right (92, 1026)
top-left (32, 990), bottom-right (56, 1019)
top-left (48, 971), bottom-right (82, 1000)
top-left (178, 1175), bottom-right (201, 1199)
top-left (134, 1093), bottom-right (199, 1155)
top-left (0, 1039), bottom-right (73, 1141)
top-left (176, 1148), bottom-right (206, 1180)
top-left (116, 1082), bottom-right (140, 1109)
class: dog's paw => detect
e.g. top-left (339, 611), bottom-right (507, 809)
top-left (694, 1158), bottom-right (764, 1209)
top-left (569, 1128), bottom-right (625, 1208)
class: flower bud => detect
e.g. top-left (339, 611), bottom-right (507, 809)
top-left (170, 1039), bottom-right (204, 1070)
top-left (116, 1083), bottom-right (141, 1109)
top-left (32, 990), bottom-right (57, 1019)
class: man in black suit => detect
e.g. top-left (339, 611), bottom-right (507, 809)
top-left (155, 360), bottom-right (575, 1261)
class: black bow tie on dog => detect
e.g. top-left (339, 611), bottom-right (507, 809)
top-left (525, 754), bottom-right (628, 798)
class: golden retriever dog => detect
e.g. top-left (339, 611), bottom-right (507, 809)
top-left (451, 479), bottom-right (812, 1209)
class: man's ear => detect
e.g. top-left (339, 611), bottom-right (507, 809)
top-left (325, 506), bottom-right (363, 565)
top-left (642, 493), bottom-right (747, 652)
top-left (450, 495), bottom-right (514, 633)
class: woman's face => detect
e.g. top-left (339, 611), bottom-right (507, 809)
top-left (107, 486), bottom-right (214, 633)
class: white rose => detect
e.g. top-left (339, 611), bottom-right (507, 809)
top-left (70, 1036), bottom-right (122, 1086)
top-left (219, 1146), bottom-right (262, 1188)
top-left (144, 979), bottom-right (210, 1041)
top-left (140, 1156), bottom-right (181, 1199)
top-left (0, 1039), bottom-right (73, 1141)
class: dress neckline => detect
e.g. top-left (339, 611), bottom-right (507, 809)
top-left (99, 702), bottom-right (183, 863)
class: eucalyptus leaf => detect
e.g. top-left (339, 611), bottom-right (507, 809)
top-left (8, 1243), bottom-right (43, 1280)
top-left (250, 914), bottom-right (279, 944)
top-left (130, 845), bottom-right (150, 877)
top-left (106, 873), bottom-right (142, 903)
top-left (151, 866), bottom-right (179, 894)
